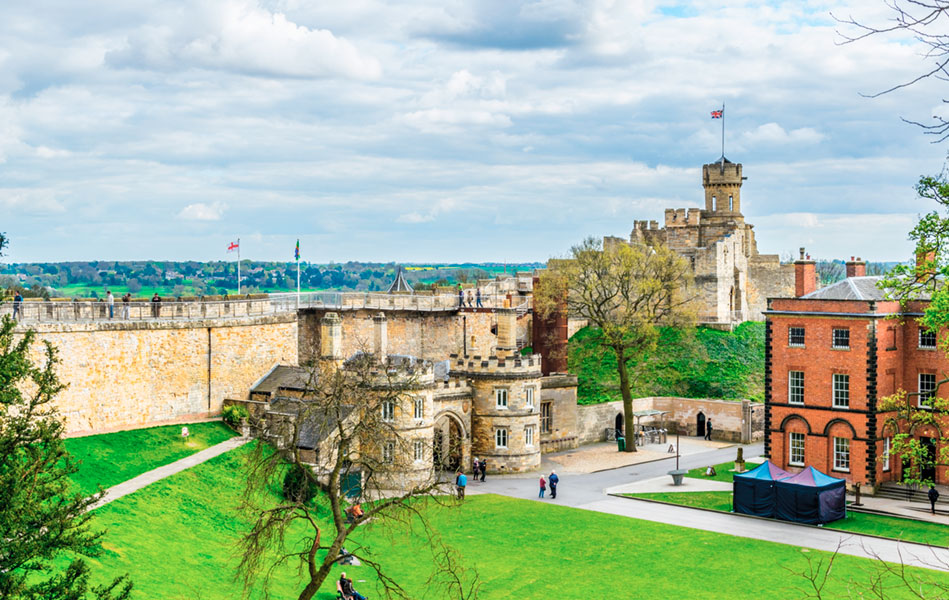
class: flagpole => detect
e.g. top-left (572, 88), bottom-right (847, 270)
top-left (721, 103), bottom-right (726, 160)
top-left (237, 237), bottom-right (241, 296)
top-left (296, 242), bottom-right (301, 310)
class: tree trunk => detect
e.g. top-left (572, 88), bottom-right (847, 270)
top-left (614, 345), bottom-right (636, 453)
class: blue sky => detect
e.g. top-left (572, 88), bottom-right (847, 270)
top-left (0, 0), bottom-right (945, 263)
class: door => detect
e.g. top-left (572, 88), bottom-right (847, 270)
top-left (922, 437), bottom-right (937, 483)
top-left (615, 413), bottom-right (624, 437)
top-left (696, 413), bottom-right (706, 438)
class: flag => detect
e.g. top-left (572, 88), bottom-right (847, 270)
top-left (711, 109), bottom-right (723, 119)
top-left (294, 239), bottom-right (300, 261)
top-left (227, 241), bottom-right (239, 253)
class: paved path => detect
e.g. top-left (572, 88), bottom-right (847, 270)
top-left (89, 436), bottom-right (250, 510)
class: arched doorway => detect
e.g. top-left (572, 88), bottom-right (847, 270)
top-left (696, 412), bottom-right (706, 438)
top-left (615, 413), bottom-right (624, 437)
top-left (434, 412), bottom-right (467, 473)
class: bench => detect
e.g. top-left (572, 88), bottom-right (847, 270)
top-left (337, 580), bottom-right (354, 600)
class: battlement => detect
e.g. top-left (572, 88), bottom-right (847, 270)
top-left (664, 208), bottom-right (701, 228)
top-left (434, 377), bottom-right (472, 397)
top-left (448, 352), bottom-right (542, 379)
top-left (633, 220), bottom-right (660, 231)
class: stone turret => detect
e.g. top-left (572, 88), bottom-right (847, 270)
top-left (703, 159), bottom-right (743, 214)
top-left (320, 312), bottom-right (342, 362)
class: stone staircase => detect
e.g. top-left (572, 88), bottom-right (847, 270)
top-left (876, 482), bottom-right (949, 505)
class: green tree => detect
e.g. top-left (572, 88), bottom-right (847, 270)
top-left (535, 237), bottom-right (695, 452)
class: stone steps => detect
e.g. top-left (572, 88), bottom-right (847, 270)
top-left (876, 482), bottom-right (949, 505)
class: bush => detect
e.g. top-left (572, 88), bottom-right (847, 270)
top-left (283, 464), bottom-right (317, 503)
top-left (221, 404), bottom-right (249, 427)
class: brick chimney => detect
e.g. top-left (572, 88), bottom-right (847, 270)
top-left (795, 247), bottom-right (817, 297)
top-left (845, 256), bottom-right (866, 278)
top-left (917, 248), bottom-right (936, 277)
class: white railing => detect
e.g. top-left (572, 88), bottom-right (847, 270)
top-left (2, 297), bottom-right (286, 323)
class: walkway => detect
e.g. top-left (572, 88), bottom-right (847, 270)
top-left (89, 436), bottom-right (250, 510)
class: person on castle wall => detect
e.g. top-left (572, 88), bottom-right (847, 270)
top-left (929, 485), bottom-right (940, 514)
top-left (151, 292), bottom-right (161, 318)
top-left (476, 288), bottom-right (483, 308)
top-left (339, 572), bottom-right (367, 600)
top-left (705, 419), bottom-right (713, 441)
top-left (466, 290), bottom-right (473, 307)
top-left (12, 291), bottom-right (22, 320)
top-left (455, 471), bottom-right (467, 500)
top-left (548, 471), bottom-right (559, 499)
top-left (106, 290), bottom-right (114, 319)
top-left (480, 458), bottom-right (487, 482)
top-left (122, 292), bottom-right (131, 319)
top-left (539, 475), bottom-right (546, 498)
top-left (457, 285), bottom-right (464, 308)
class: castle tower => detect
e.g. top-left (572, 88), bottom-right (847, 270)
top-left (703, 159), bottom-right (743, 215)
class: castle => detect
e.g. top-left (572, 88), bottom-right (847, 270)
top-left (605, 157), bottom-right (794, 324)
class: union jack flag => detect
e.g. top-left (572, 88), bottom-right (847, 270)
top-left (711, 110), bottom-right (723, 119)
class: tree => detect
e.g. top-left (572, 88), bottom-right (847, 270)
top-left (237, 353), bottom-right (479, 600)
top-left (878, 174), bottom-right (949, 486)
top-left (534, 237), bottom-right (695, 452)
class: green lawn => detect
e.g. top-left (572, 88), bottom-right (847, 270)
top-left (623, 491), bottom-right (949, 547)
top-left (686, 460), bottom-right (761, 483)
top-left (74, 444), bottom-right (949, 599)
top-left (65, 421), bottom-right (236, 497)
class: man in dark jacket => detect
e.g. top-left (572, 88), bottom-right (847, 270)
top-left (548, 471), bottom-right (559, 499)
top-left (339, 572), bottom-right (366, 600)
top-left (705, 419), bottom-right (713, 441)
top-left (12, 291), bottom-right (22, 320)
top-left (929, 485), bottom-right (940, 515)
top-left (480, 458), bottom-right (487, 482)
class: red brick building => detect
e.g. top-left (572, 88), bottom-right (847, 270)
top-left (765, 253), bottom-right (949, 490)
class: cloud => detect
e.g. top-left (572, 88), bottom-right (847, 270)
top-left (0, 189), bottom-right (66, 215)
top-left (177, 201), bottom-right (227, 221)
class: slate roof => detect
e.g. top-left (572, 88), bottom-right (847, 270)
top-left (251, 365), bottom-right (310, 396)
top-left (386, 266), bottom-right (414, 294)
top-left (800, 276), bottom-right (887, 301)
top-left (268, 397), bottom-right (355, 449)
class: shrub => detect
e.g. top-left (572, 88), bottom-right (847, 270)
top-left (283, 464), bottom-right (317, 503)
top-left (222, 404), bottom-right (249, 427)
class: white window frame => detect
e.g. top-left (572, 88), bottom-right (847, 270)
top-left (382, 400), bottom-right (395, 422)
top-left (413, 439), bottom-right (424, 462)
top-left (413, 396), bottom-right (424, 420)
top-left (525, 387), bottom-right (535, 410)
top-left (789, 432), bottom-right (805, 466)
top-left (833, 437), bottom-right (850, 472)
top-left (788, 326), bottom-right (805, 348)
top-left (495, 388), bottom-right (509, 409)
top-left (495, 428), bottom-right (508, 449)
top-left (525, 426), bottom-right (534, 447)
top-left (383, 441), bottom-right (394, 464)
top-left (788, 371), bottom-right (804, 405)
top-left (919, 373), bottom-right (937, 409)
top-left (882, 437), bottom-right (891, 472)
top-left (832, 328), bottom-right (850, 350)
top-left (832, 373), bottom-right (850, 409)
top-left (919, 328), bottom-right (937, 349)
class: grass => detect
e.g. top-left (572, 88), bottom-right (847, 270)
top-left (65, 421), bottom-right (237, 497)
top-left (623, 491), bottom-right (949, 548)
top-left (685, 461), bottom-right (762, 483)
top-left (569, 322), bottom-right (765, 404)
top-left (74, 444), bottom-right (949, 599)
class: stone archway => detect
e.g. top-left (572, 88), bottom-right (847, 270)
top-left (615, 413), bottom-right (624, 437)
top-left (434, 411), bottom-right (469, 473)
top-left (696, 412), bottom-right (706, 438)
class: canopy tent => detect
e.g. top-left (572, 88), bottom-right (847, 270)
top-left (732, 461), bottom-right (791, 518)
top-left (774, 467), bottom-right (846, 525)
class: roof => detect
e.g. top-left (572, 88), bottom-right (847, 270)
top-left (801, 276), bottom-right (886, 301)
top-left (268, 398), bottom-right (355, 449)
top-left (778, 466), bottom-right (845, 488)
top-left (734, 460), bottom-right (791, 482)
top-left (386, 266), bottom-right (414, 294)
top-left (251, 365), bottom-right (310, 396)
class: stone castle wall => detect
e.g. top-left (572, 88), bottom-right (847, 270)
top-left (540, 374), bottom-right (579, 453)
top-left (22, 314), bottom-right (298, 435)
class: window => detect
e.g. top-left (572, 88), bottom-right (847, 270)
top-left (833, 437), bottom-right (850, 472)
top-left (883, 437), bottom-right (891, 472)
top-left (525, 426), bottom-right (534, 447)
top-left (414, 440), bottom-right (424, 462)
top-left (382, 400), bottom-right (394, 422)
top-left (832, 328), bottom-right (850, 349)
top-left (413, 397), bottom-right (424, 420)
top-left (525, 387), bottom-right (534, 410)
top-left (540, 402), bottom-right (552, 434)
top-left (495, 388), bottom-right (508, 409)
top-left (789, 432), bottom-right (805, 466)
top-left (919, 328), bottom-right (937, 349)
top-left (788, 327), bottom-right (805, 347)
top-left (495, 428), bottom-right (508, 449)
top-left (728, 194), bottom-right (734, 211)
top-left (788, 371), bottom-right (804, 405)
top-left (919, 373), bottom-right (937, 408)
top-left (832, 374), bottom-right (850, 409)
top-left (383, 441), bottom-right (394, 464)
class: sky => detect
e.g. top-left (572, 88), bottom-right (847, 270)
top-left (0, 0), bottom-right (947, 264)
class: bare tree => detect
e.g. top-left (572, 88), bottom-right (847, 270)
top-left (534, 237), bottom-right (695, 452)
top-left (236, 353), bottom-right (478, 600)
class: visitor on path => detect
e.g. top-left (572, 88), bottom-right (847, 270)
top-left (539, 475), bottom-right (546, 498)
top-left (106, 290), bottom-right (114, 319)
top-left (457, 285), bottom-right (464, 308)
top-left (12, 291), bottom-right (22, 320)
top-left (151, 293), bottom-right (161, 318)
top-left (122, 293), bottom-right (131, 319)
top-left (480, 458), bottom-right (487, 482)
top-left (705, 420), bottom-right (713, 441)
top-left (476, 288), bottom-right (483, 307)
top-left (548, 471), bottom-right (559, 499)
top-left (455, 471), bottom-right (467, 500)
top-left (339, 572), bottom-right (367, 600)
top-left (929, 486), bottom-right (940, 514)
top-left (473, 457), bottom-right (480, 479)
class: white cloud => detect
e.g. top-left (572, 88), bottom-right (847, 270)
top-left (177, 201), bottom-right (227, 221)
top-left (0, 190), bottom-right (66, 215)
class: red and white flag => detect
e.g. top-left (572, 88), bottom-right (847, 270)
top-left (227, 241), bottom-right (239, 253)
top-left (710, 109), bottom-right (723, 119)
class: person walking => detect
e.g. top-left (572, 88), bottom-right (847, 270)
top-left (548, 470), bottom-right (559, 499)
top-left (539, 475), bottom-right (547, 499)
top-left (106, 290), bottom-right (114, 319)
top-left (475, 288), bottom-right (483, 308)
top-left (122, 293), bottom-right (131, 319)
top-left (480, 458), bottom-right (487, 482)
top-left (929, 485), bottom-right (940, 514)
top-left (12, 291), bottom-right (22, 321)
top-left (705, 419), bottom-right (713, 441)
top-left (455, 470), bottom-right (467, 500)
top-left (472, 457), bottom-right (480, 480)
top-left (466, 290), bottom-right (473, 307)
top-left (151, 293), bottom-right (161, 318)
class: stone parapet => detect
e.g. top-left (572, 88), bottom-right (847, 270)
top-left (448, 353), bottom-right (542, 380)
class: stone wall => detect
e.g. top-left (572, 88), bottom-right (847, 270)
top-left (23, 314), bottom-right (298, 435)
top-left (540, 374), bottom-right (579, 453)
